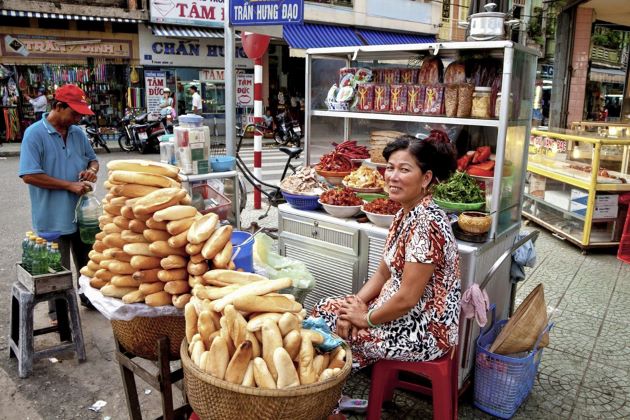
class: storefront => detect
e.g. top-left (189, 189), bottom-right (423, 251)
top-left (0, 23), bottom-right (139, 141)
top-left (138, 24), bottom-right (254, 134)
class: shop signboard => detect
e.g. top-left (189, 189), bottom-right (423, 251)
top-left (149, 0), bottom-right (224, 28)
top-left (198, 69), bottom-right (253, 107)
top-left (230, 0), bottom-right (303, 25)
top-left (0, 34), bottom-right (132, 59)
top-left (145, 70), bottom-right (167, 114)
top-left (139, 25), bottom-right (252, 68)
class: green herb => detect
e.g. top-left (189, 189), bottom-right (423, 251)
top-left (432, 171), bottom-right (484, 203)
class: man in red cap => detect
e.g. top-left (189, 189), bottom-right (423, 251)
top-left (19, 84), bottom-right (100, 314)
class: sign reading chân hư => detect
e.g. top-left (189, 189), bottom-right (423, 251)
top-left (0, 34), bottom-right (132, 59)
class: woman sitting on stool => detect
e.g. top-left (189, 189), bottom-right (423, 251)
top-left (312, 133), bottom-right (461, 370)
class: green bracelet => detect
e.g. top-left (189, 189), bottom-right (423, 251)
top-left (366, 309), bottom-right (378, 328)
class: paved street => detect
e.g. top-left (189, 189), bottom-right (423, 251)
top-left (0, 151), bottom-right (628, 419)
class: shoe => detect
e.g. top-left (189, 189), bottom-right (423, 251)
top-left (79, 293), bottom-right (96, 310)
top-left (338, 396), bottom-right (368, 413)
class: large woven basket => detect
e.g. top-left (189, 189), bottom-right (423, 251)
top-left (181, 340), bottom-right (352, 420)
top-left (111, 316), bottom-right (186, 360)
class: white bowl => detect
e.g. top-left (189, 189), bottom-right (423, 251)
top-left (362, 208), bottom-right (395, 228)
top-left (319, 200), bottom-right (362, 218)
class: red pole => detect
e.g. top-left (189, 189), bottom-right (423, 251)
top-left (253, 57), bottom-right (263, 209)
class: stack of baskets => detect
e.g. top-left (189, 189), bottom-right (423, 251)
top-left (181, 340), bottom-right (352, 420)
top-left (111, 316), bottom-right (185, 360)
top-left (369, 130), bottom-right (404, 164)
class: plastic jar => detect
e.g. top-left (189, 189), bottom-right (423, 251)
top-left (174, 114), bottom-right (208, 174)
top-left (495, 92), bottom-right (514, 119)
top-left (471, 87), bottom-right (492, 119)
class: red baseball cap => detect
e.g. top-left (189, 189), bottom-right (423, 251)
top-left (54, 84), bottom-right (94, 115)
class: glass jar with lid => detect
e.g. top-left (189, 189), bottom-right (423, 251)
top-left (494, 92), bottom-right (514, 119)
top-left (471, 87), bottom-right (492, 119)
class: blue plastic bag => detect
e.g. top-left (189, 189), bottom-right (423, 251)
top-left (302, 317), bottom-right (344, 352)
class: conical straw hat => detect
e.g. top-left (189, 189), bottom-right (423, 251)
top-left (489, 284), bottom-right (549, 355)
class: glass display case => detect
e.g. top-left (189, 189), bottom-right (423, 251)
top-left (523, 128), bottom-right (630, 250)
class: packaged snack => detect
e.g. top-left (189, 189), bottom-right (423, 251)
top-left (381, 68), bottom-right (400, 85)
top-left (400, 68), bottom-right (419, 85)
top-left (389, 84), bottom-right (408, 114)
top-left (444, 61), bottom-right (466, 84)
top-left (373, 84), bottom-right (391, 113)
top-left (445, 84), bottom-right (459, 117)
top-left (457, 83), bottom-right (474, 118)
top-left (356, 83), bottom-right (374, 112)
top-left (418, 57), bottom-right (444, 85)
top-left (371, 68), bottom-right (381, 84)
top-left (423, 85), bottom-right (445, 115)
top-left (407, 85), bottom-right (424, 114)
top-left (338, 67), bottom-right (356, 84)
top-left (354, 68), bottom-right (373, 84)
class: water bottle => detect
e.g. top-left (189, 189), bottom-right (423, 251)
top-left (49, 242), bottom-right (62, 272)
top-left (76, 188), bottom-right (102, 244)
top-left (24, 235), bottom-right (37, 273)
top-left (32, 238), bottom-right (49, 275)
top-left (21, 231), bottom-right (33, 269)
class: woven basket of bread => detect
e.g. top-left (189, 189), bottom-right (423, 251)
top-left (111, 315), bottom-right (185, 360)
top-left (181, 339), bottom-right (352, 420)
top-left (369, 130), bottom-right (405, 164)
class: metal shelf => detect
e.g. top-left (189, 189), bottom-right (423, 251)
top-left (524, 193), bottom-right (585, 221)
top-left (311, 110), bottom-right (501, 128)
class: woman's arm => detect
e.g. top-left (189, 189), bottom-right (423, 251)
top-left (356, 259), bottom-right (390, 303)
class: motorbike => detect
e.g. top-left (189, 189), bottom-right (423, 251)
top-left (79, 117), bottom-right (110, 153)
top-left (273, 110), bottom-right (302, 147)
top-left (117, 112), bottom-right (165, 154)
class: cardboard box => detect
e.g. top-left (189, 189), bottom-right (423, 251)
top-left (570, 189), bottom-right (618, 206)
top-left (528, 174), bottom-right (546, 198)
top-left (569, 202), bottom-right (618, 219)
top-left (544, 190), bottom-right (571, 210)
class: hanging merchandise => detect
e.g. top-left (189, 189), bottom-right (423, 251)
top-left (4, 108), bottom-right (20, 141)
top-left (130, 66), bottom-right (139, 84)
top-left (0, 65), bottom-right (14, 79)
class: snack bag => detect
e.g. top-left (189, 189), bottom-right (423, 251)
top-left (408, 85), bottom-right (425, 114)
top-left (381, 68), bottom-right (400, 85)
top-left (389, 84), bottom-right (408, 114)
top-left (373, 84), bottom-right (391, 113)
top-left (400, 68), bottom-right (419, 85)
top-left (423, 84), bottom-right (445, 116)
top-left (356, 83), bottom-right (374, 112)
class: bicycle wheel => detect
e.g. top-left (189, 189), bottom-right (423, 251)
top-left (118, 133), bottom-right (134, 152)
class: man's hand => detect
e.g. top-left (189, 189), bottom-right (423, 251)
top-left (79, 169), bottom-right (97, 183)
top-left (67, 181), bottom-right (92, 196)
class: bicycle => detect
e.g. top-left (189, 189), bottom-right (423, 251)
top-left (235, 123), bottom-right (303, 220)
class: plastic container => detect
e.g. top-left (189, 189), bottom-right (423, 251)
top-left (281, 191), bottom-right (321, 211)
top-left (230, 230), bottom-right (254, 273)
top-left (210, 156), bottom-right (236, 172)
top-left (75, 191), bottom-right (102, 244)
top-left (472, 86), bottom-right (492, 119)
top-left (193, 184), bottom-right (232, 220)
top-left (175, 114), bottom-right (209, 174)
top-left (159, 134), bottom-right (176, 165)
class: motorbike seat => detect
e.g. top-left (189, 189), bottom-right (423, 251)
top-left (86, 127), bottom-right (98, 136)
top-left (134, 123), bottom-right (150, 130)
top-left (279, 147), bottom-right (303, 159)
top-left (135, 114), bottom-right (148, 124)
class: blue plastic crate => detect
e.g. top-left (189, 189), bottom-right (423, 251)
top-left (474, 311), bottom-right (553, 419)
top-left (281, 191), bottom-right (320, 210)
top-left (210, 156), bottom-right (236, 172)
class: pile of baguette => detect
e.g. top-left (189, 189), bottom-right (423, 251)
top-left (186, 270), bottom-right (347, 388)
top-left (79, 159), bottom-right (236, 308)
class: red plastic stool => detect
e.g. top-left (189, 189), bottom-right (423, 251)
top-left (366, 348), bottom-right (458, 420)
top-left (617, 193), bottom-right (630, 264)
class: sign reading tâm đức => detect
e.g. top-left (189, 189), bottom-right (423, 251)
top-left (229, 0), bottom-right (303, 26)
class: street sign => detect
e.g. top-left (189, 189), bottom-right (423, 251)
top-left (229, 0), bottom-right (303, 26)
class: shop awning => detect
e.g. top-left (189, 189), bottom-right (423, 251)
top-left (590, 67), bottom-right (627, 84)
top-left (149, 24), bottom-right (237, 39)
top-left (283, 23), bottom-right (363, 49)
top-left (355, 29), bottom-right (435, 46)
top-left (0, 9), bottom-right (141, 23)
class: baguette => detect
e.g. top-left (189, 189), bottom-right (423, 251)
top-left (194, 284), bottom-right (241, 301)
top-left (187, 213), bottom-right (220, 244)
top-left (129, 219), bottom-right (148, 234)
top-left (207, 337), bottom-right (230, 380)
top-left (274, 347), bottom-right (300, 389)
top-left (107, 159), bottom-right (180, 179)
top-left (80, 265), bottom-right (96, 278)
top-left (253, 358), bottom-right (276, 389)
top-left (164, 280), bottom-right (190, 295)
top-left (101, 284), bottom-right (138, 298)
top-left (120, 230), bottom-right (149, 244)
top-left (202, 269), bottom-right (267, 285)
top-left (103, 233), bottom-right (126, 249)
top-left (149, 241), bottom-right (187, 257)
top-left (139, 281), bottom-right (165, 295)
top-left (301, 330), bottom-right (325, 346)
top-left (110, 170), bottom-right (174, 188)
top-left (220, 320), bottom-right (236, 358)
top-left (188, 334), bottom-right (202, 357)
top-left (198, 310), bottom-right (218, 349)
top-left (123, 243), bottom-right (158, 258)
top-left (201, 225), bottom-right (233, 259)
top-left (225, 340), bottom-right (254, 384)
top-left (113, 216), bottom-right (131, 230)
top-left (241, 360), bottom-right (255, 387)
top-left (318, 368), bottom-right (339, 382)
top-left (133, 188), bottom-right (186, 216)
top-left (168, 229), bottom-right (190, 249)
top-left (103, 204), bottom-right (122, 216)
top-left (97, 260), bottom-right (112, 271)
top-left (108, 261), bottom-right (135, 275)
top-left (145, 291), bottom-right (172, 307)
top-left (89, 251), bottom-right (106, 263)
top-left (262, 319), bottom-right (283, 381)
top-left (99, 214), bottom-right (114, 226)
top-left (212, 278), bottom-right (293, 312)
top-left (224, 305), bottom-right (248, 348)
top-left (199, 351), bottom-right (211, 372)
top-left (109, 196), bottom-right (129, 206)
top-left (167, 217), bottom-right (198, 236)
top-left (161, 255), bottom-right (188, 270)
top-left (328, 348), bottom-right (346, 370)
top-left (187, 260), bottom-right (209, 276)
top-left (111, 275), bottom-right (142, 288)
top-left (278, 313), bottom-right (301, 336)
top-left (109, 248), bottom-right (133, 262)
top-left (93, 240), bottom-right (107, 253)
top-left (111, 183), bottom-right (160, 198)
top-left (185, 302), bottom-right (198, 342)
top-left (158, 268), bottom-right (188, 282)
top-left (172, 293), bottom-right (191, 309)
top-left (122, 289), bottom-right (145, 304)
top-left (93, 268), bottom-right (113, 280)
top-left (144, 229), bottom-right (171, 243)
top-left (89, 277), bottom-right (108, 289)
top-left (313, 355), bottom-right (326, 378)
top-left (189, 275), bottom-right (204, 288)
top-left (211, 242), bottom-right (233, 269)
top-left (233, 295), bottom-right (303, 314)
top-left (186, 241), bottom-right (204, 256)
top-left (153, 205), bottom-right (197, 222)
top-left (132, 268), bottom-right (161, 283)
top-left (190, 253), bottom-right (205, 264)
top-left (283, 330), bottom-right (302, 361)
top-left (120, 206), bottom-right (136, 220)
top-left (95, 231), bottom-right (106, 241)
top-left (130, 255), bottom-right (162, 270)
top-left (298, 331), bottom-right (317, 385)
top-left (246, 312), bottom-right (283, 332)
top-left (145, 217), bottom-right (168, 231)
top-left (191, 340), bottom-right (205, 367)
top-left (102, 223), bottom-right (122, 235)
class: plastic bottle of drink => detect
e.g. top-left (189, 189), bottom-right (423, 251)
top-left (24, 235), bottom-right (37, 273)
top-left (32, 238), bottom-right (49, 275)
top-left (49, 243), bottom-right (62, 272)
top-left (21, 231), bottom-right (33, 270)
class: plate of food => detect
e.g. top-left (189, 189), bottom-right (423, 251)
top-left (361, 198), bottom-right (402, 228)
top-left (432, 171), bottom-right (486, 212)
top-left (342, 165), bottom-right (385, 193)
top-left (318, 188), bottom-right (363, 218)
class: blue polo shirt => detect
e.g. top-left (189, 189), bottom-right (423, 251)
top-left (18, 115), bottom-right (97, 235)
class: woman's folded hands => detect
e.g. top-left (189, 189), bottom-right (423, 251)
top-left (338, 295), bottom-right (369, 340)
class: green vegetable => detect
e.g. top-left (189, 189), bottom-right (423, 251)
top-left (432, 171), bottom-right (484, 204)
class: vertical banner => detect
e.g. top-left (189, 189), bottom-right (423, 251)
top-left (236, 73), bottom-right (254, 107)
top-left (145, 70), bottom-right (167, 114)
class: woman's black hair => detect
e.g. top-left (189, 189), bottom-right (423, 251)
top-left (382, 133), bottom-right (457, 184)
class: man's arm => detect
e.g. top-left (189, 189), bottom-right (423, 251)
top-left (79, 160), bottom-right (99, 183)
top-left (22, 173), bottom-right (91, 195)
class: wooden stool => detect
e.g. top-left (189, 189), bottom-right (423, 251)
top-left (115, 336), bottom-right (191, 420)
top-left (9, 281), bottom-right (86, 378)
